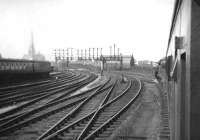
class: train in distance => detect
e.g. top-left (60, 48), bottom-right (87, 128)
top-left (0, 58), bottom-right (51, 74)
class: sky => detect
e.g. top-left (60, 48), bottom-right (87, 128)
top-left (0, 0), bottom-right (174, 62)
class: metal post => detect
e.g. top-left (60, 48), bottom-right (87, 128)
top-left (110, 46), bottom-right (112, 59)
top-left (58, 49), bottom-right (61, 60)
top-left (93, 48), bottom-right (95, 59)
top-left (81, 49), bottom-right (83, 60)
top-left (77, 49), bottom-right (79, 60)
top-left (120, 53), bottom-right (123, 70)
top-left (114, 44), bottom-right (116, 58)
top-left (63, 49), bottom-right (64, 60)
top-left (85, 49), bottom-right (87, 60)
top-left (97, 48), bottom-right (99, 60)
top-left (65, 49), bottom-right (67, 60)
top-left (89, 48), bottom-right (91, 60)
top-left (118, 48), bottom-right (119, 60)
top-left (71, 48), bottom-right (73, 60)
top-left (67, 48), bottom-right (69, 63)
top-left (54, 49), bottom-right (56, 62)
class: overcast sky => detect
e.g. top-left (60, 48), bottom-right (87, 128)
top-left (0, 0), bottom-right (174, 61)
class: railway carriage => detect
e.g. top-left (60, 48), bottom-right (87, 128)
top-left (33, 61), bottom-right (51, 73)
top-left (165, 0), bottom-right (200, 139)
top-left (0, 59), bottom-right (51, 74)
top-left (0, 59), bottom-right (51, 84)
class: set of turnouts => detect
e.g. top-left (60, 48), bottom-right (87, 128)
top-left (0, 71), bottom-right (142, 140)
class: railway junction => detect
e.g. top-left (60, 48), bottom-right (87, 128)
top-left (1, 0), bottom-right (200, 140)
top-left (0, 59), bottom-right (166, 140)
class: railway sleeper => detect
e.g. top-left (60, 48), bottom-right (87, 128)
top-left (94, 138), bottom-right (105, 140)
top-left (60, 133), bottom-right (78, 138)
top-left (98, 133), bottom-right (110, 137)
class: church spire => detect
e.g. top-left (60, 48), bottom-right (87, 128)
top-left (28, 32), bottom-right (35, 60)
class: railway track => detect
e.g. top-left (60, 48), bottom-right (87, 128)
top-left (36, 79), bottom-right (113, 140)
top-left (0, 72), bottom-right (75, 99)
top-left (0, 72), bottom-right (143, 140)
top-left (0, 73), bottom-right (97, 119)
top-left (38, 78), bottom-right (142, 140)
top-left (0, 76), bottom-right (109, 126)
top-left (0, 78), bottom-right (111, 140)
top-left (83, 78), bottom-right (142, 140)
top-left (0, 71), bottom-right (79, 98)
top-left (0, 72), bottom-right (92, 107)
top-left (0, 85), bottom-right (100, 127)
top-left (0, 71), bottom-right (73, 92)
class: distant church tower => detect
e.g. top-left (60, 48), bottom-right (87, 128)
top-left (28, 32), bottom-right (36, 60)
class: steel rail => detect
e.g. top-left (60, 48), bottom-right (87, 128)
top-left (0, 72), bottom-right (81, 101)
top-left (0, 85), bottom-right (100, 125)
top-left (0, 74), bottom-right (97, 119)
top-left (0, 71), bottom-right (78, 96)
top-left (0, 71), bottom-right (73, 92)
top-left (84, 78), bottom-right (142, 140)
top-left (37, 78), bottom-right (111, 140)
top-left (0, 97), bottom-right (85, 134)
top-left (0, 73), bottom-right (92, 107)
top-left (41, 80), bottom-right (132, 140)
